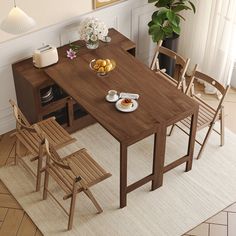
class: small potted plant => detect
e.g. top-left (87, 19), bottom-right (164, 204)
top-left (148, 0), bottom-right (196, 43)
top-left (148, 0), bottom-right (196, 75)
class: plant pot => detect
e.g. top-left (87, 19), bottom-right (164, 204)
top-left (159, 35), bottom-right (179, 77)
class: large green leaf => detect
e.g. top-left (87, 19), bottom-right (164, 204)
top-left (152, 9), bottom-right (169, 24)
top-left (162, 25), bottom-right (173, 37)
top-left (152, 28), bottom-right (165, 42)
top-left (188, 1), bottom-right (196, 13)
top-left (148, 0), bottom-right (158, 3)
top-left (166, 11), bottom-right (179, 27)
top-left (155, 0), bottom-right (173, 8)
top-left (178, 0), bottom-right (196, 13)
top-left (148, 21), bottom-right (155, 27)
top-left (152, 11), bottom-right (164, 25)
top-left (151, 11), bottom-right (159, 21)
top-left (176, 13), bottom-right (185, 20)
top-left (156, 8), bottom-right (169, 15)
top-left (149, 24), bottom-right (161, 34)
top-left (172, 5), bottom-right (191, 12)
top-left (147, 0), bottom-right (196, 42)
top-left (166, 10), bottom-right (175, 22)
top-left (172, 24), bottom-right (181, 35)
top-left (175, 15), bottom-right (181, 25)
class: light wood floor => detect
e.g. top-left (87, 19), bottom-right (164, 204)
top-left (0, 132), bottom-right (43, 236)
top-left (0, 86), bottom-right (235, 236)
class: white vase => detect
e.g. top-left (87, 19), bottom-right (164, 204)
top-left (86, 40), bottom-right (99, 49)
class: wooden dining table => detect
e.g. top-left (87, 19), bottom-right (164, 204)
top-left (45, 44), bottom-right (199, 208)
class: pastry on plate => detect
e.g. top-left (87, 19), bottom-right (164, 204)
top-left (120, 98), bottom-right (133, 109)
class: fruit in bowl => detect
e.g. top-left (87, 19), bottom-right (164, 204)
top-left (89, 58), bottom-right (116, 76)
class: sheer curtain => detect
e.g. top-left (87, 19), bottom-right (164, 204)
top-left (178, 0), bottom-right (236, 91)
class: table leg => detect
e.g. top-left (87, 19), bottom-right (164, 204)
top-left (120, 143), bottom-right (128, 208)
top-left (151, 126), bottom-right (167, 190)
top-left (186, 110), bottom-right (198, 171)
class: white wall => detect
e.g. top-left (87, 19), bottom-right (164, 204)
top-left (0, 0), bottom-right (92, 43)
top-left (0, 0), bottom-right (155, 134)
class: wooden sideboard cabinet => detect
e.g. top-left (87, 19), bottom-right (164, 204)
top-left (12, 29), bottom-right (136, 133)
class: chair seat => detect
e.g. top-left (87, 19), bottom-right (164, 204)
top-left (49, 148), bottom-right (111, 195)
top-left (16, 118), bottom-right (76, 156)
top-left (180, 97), bottom-right (220, 130)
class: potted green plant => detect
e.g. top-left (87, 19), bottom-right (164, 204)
top-left (148, 0), bottom-right (196, 75)
top-left (148, 0), bottom-right (196, 42)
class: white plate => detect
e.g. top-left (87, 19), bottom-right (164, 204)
top-left (106, 94), bottom-right (119, 102)
top-left (115, 99), bottom-right (138, 112)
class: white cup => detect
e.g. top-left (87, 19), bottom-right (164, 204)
top-left (107, 90), bottom-right (117, 99)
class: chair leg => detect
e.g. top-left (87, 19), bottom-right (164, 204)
top-left (36, 143), bottom-right (44, 192)
top-left (36, 156), bottom-right (42, 192)
top-left (182, 79), bottom-right (187, 93)
top-left (68, 182), bottom-right (78, 230)
top-left (12, 139), bottom-right (17, 165)
top-left (15, 138), bottom-right (20, 165)
top-left (84, 189), bottom-right (103, 213)
top-left (220, 106), bottom-right (225, 146)
top-left (43, 169), bottom-right (49, 200)
top-left (197, 123), bottom-right (215, 160)
top-left (168, 124), bottom-right (175, 136)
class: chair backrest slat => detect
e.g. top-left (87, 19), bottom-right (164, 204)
top-left (44, 137), bottom-right (70, 170)
top-left (158, 46), bottom-right (187, 68)
top-left (150, 40), bottom-right (190, 91)
top-left (151, 41), bottom-right (189, 70)
top-left (186, 65), bottom-right (229, 97)
top-left (194, 71), bottom-right (226, 96)
top-left (150, 40), bottom-right (163, 71)
top-left (9, 99), bottom-right (31, 130)
top-left (185, 64), bottom-right (230, 120)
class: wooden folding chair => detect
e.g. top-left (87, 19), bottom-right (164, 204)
top-left (9, 99), bottom-right (76, 191)
top-left (169, 65), bottom-right (230, 159)
top-left (40, 131), bottom-right (111, 230)
top-left (150, 40), bottom-right (190, 92)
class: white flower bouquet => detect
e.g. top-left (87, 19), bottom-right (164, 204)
top-left (78, 17), bottom-right (108, 49)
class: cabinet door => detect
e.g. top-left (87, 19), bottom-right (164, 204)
top-left (66, 97), bottom-right (96, 133)
top-left (67, 97), bottom-right (88, 127)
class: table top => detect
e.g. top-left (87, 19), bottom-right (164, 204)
top-left (45, 45), bottom-right (198, 145)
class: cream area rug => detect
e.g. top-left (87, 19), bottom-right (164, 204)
top-left (0, 123), bottom-right (236, 236)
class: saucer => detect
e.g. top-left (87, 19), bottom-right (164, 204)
top-left (105, 94), bottom-right (119, 102)
top-left (115, 99), bottom-right (138, 112)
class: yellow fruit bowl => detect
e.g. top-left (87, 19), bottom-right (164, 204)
top-left (89, 58), bottom-right (116, 77)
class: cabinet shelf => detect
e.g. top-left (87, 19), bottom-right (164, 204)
top-left (40, 84), bottom-right (68, 107)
